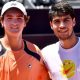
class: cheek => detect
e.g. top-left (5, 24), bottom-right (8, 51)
top-left (19, 22), bottom-right (26, 30)
top-left (68, 23), bottom-right (74, 30)
top-left (52, 24), bottom-right (58, 30)
top-left (68, 20), bottom-right (75, 27)
top-left (3, 21), bottom-right (10, 28)
top-left (52, 27), bottom-right (58, 35)
top-left (2, 21), bottom-right (7, 28)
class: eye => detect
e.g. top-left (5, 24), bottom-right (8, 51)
top-left (64, 19), bottom-right (69, 22)
top-left (7, 17), bottom-right (12, 20)
top-left (53, 20), bottom-right (60, 24)
top-left (64, 18), bottom-right (71, 23)
top-left (17, 17), bottom-right (24, 20)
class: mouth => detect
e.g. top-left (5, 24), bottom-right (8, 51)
top-left (58, 30), bottom-right (68, 33)
top-left (10, 28), bottom-right (19, 32)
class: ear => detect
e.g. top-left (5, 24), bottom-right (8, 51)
top-left (24, 16), bottom-right (30, 27)
top-left (50, 21), bottom-right (53, 30)
top-left (0, 16), bottom-right (4, 28)
top-left (25, 15), bottom-right (30, 23)
top-left (73, 18), bottom-right (76, 27)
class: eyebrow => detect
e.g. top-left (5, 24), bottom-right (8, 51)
top-left (6, 14), bottom-right (24, 17)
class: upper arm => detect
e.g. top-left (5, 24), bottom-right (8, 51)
top-left (37, 62), bottom-right (51, 80)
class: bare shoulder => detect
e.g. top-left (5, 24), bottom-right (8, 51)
top-left (25, 40), bottom-right (40, 53)
top-left (25, 41), bottom-right (51, 79)
top-left (25, 40), bottom-right (44, 61)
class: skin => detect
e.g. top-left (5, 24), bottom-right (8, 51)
top-left (50, 14), bottom-right (78, 49)
top-left (0, 8), bottom-right (51, 80)
top-left (0, 8), bottom-right (27, 51)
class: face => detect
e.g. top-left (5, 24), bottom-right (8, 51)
top-left (50, 15), bottom-right (76, 40)
top-left (1, 8), bottom-right (26, 36)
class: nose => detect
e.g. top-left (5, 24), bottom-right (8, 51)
top-left (12, 18), bottom-right (17, 23)
top-left (59, 22), bottom-right (65, 28)
top-left (12, 19), bottom-right (18, 25)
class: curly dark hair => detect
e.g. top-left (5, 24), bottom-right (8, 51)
top-left (49, 1), bottom-right (75, 21)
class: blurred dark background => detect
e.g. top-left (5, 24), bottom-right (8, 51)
top-left (0, 0), bottom-right (80, 49)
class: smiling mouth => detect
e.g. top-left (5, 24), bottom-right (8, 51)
top-left (58, 28), bottom-right (68, 32)
top-left (10, 29), bottom-right (19, 32)
top-left (59, 30), bottom-right (68, 33)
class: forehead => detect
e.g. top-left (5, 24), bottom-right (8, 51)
top-left (52, 14), bottom-right (71, 20)
top-left (3, 8), bottom-right (24, 16)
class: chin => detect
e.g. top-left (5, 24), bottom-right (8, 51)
top-left (59, 36), bottom-right (70, 40)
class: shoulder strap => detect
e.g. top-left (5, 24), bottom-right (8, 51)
top-left (24, 40), bottom-right (41, 61)
top-left (0, 41), bottom-right (6, 56)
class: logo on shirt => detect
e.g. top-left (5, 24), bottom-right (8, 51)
top-left (61, 60), bottom-right (75, 78)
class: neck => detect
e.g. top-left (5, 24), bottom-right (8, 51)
top-left (59, 34), bottom-right (78, 49)
top-left (2, 34), bottom-right (23, 51)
